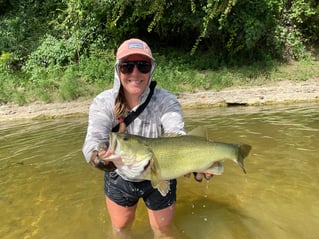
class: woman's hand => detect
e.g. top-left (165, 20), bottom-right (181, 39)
top-left (89, 142), bottom-right (117, 171)
top-left (193, 172), bottom-right (213, 182)
top-left (191, 162), bottom-right (222, 182)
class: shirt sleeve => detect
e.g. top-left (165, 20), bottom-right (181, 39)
top-left (82, 91), bottom-right (114, 163)
top-left (159, 90), bottom-right (186, 135)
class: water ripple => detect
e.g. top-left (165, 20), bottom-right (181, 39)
top-left (1, 103), bottom-right (319, 239)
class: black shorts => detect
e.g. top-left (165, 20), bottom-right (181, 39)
top-left (104, 171), bottom-right (177, 210)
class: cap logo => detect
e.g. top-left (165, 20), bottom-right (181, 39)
top-left (128, 42), bottom-right (144, 49)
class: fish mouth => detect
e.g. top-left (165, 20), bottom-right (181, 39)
top-left (143, 160), bottom-right (151, 171)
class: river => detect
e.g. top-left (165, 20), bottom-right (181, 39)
top-left (0, 103), bottom-right (318, 239)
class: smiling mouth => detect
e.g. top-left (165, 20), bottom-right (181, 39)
top-left (128, 79), bottom-right (142, 82)
top-left (128, 79), bottom-right (144, 86)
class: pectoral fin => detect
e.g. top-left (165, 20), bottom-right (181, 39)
top-left (149, 155), bottom-right (170, 197)
top-left (188, 126), bottom-right (209, 140)
top-left (152, 180), bottom-right (170, 197)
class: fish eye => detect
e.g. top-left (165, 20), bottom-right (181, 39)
top-left (123, 134), bottom-right (129, 141)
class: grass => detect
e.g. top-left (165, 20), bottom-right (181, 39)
top-left (155, 58), bottom-right (319, 94)
top-left (271, 60), bottom-right (319, 82)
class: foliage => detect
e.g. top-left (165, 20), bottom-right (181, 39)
top-left (0, 0), bottom-right (319, 105)
top-left (2, 0), bottom-right (319, 66)
top-left (0, 0), bottom-right (64, 70)
top-left (22, 34), bottom-right (78, 81)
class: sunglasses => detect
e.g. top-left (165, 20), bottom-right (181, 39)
top-left (118, 61), bottom-right (152, 74)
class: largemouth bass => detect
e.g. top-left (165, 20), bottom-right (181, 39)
top-left (106, 128), bottom-right (251, 196)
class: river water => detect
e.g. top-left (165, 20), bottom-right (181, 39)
top-left (0, 103), bottom-right (318, 239)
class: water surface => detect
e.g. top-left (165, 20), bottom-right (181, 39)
top-left (1, 103), bottom-right (318, 239)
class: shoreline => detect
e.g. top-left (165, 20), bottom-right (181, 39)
top-left (1, 79), bottom-right (318, 122)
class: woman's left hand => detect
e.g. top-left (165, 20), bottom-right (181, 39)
top-left (193, 172), bottom-right (213, 182)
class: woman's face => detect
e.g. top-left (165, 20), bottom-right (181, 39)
top-left (118, 54), bottom-right (152, 98)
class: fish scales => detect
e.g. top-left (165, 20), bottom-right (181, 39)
top-left (106, 130), bottom-right (251, 196)
top-left (141, 135), bottom-right (240, 179)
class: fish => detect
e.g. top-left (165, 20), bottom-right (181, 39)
top-left (105, 127), bottom-right (252, 196)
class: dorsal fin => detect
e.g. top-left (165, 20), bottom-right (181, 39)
top-left (188, 126), bottom-right (209, 140)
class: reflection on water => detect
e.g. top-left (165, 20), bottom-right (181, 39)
top-left (1, 103), bottom-right (318, 239)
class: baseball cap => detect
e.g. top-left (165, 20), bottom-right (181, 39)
top-left (116, 38), bottom-right (154, 61)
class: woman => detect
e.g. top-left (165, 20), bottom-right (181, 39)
top-left (83, 38), bottom-right (209, 238)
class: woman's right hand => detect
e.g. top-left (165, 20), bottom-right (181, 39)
top-left (89, 146), bottom-right (117, 171)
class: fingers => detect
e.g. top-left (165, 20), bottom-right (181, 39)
top-left (204, 172), bottom-right (213, 180)
top-left (98, 149), bottom-right (112, 159)
top-left (98, 150), bottom-right (107, 156)
top-left (194, 172), bottom-right (203, 182)
top-left (193, 172), bottom-right (214, 182)
top-left (97, 141), bottom-right (111, 160)
top-left (89, 150), bottom-right (117, 171)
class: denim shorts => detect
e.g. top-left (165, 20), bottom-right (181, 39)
top-left (104, 171), bottom-right (177, 210)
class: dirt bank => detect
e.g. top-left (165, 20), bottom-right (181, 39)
top-left (179, 79), bottom-right (319, 108)
top-left (1, 79), bottom-right (318, 121)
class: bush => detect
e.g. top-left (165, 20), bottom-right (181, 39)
top-left (78, 47), bottom-right (115, 85)
top-left (23, 35), bottom-right (78, 80)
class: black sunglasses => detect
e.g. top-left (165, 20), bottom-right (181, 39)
top-left (118, 61), bottom-right (152, 74)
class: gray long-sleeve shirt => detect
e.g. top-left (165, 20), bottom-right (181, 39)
top-left (82, 65), bottom-right (185, 167)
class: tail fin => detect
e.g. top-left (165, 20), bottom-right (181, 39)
top-left (237, 144), bottom-right (252, 174)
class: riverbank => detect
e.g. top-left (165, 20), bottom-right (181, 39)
top-left (1, 79), bottom-right (318, 121)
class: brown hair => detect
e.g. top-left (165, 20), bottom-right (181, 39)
top-left (113, 85), bottom-right (127, 132)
